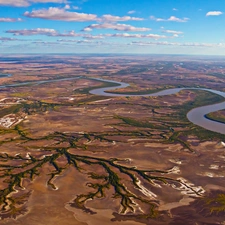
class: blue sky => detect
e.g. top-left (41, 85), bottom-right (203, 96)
top-left (0, 0), bottom-right (224, 55)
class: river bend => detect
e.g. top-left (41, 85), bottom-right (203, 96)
top-left (89, 78), bottom-right (225, 135)
top-left (0, 75), bottom-right (224, 135)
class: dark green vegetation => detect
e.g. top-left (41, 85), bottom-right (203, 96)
top-left (205, 110), bottom-right (225, 124)
top-left (75, 78), bottom-right (119, 95)
top-left (170, 90), bottom-right (225, 140)
top-left (0, 126), bottom-right (201, 220)
top-left (190, 190), bottom-right (225, 216)
top-left (168, 190), bottom-right (225, 225)
top-left (0, 76), bottom-right (224, 222)
top-left (106, 87), bottom-right (166, 95)
top-left (205, 192), bottom-right (225, 214)
top-left (22, 101), bottom-right (57, 115)
top-left (209, 73), bottom-right (225, 79)
top-left (174, 90), bottom-right (224, 119)
top-left (110, 89), bottom-right (225, 153)
top-left (1, 84), bottom-right (216, 219)
top-left (115, 115), bottom-right (165, 130)
top-left (0, 105), bottom-right (23, 118)
top-left (164, 90), bottom-right (224, 140)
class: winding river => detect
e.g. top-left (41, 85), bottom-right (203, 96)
top-left (89, 78), bottom-right (225, 135)
top-left (0, 74), bottom-right (225, 135)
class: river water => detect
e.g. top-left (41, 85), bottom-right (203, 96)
top-left (0, 74), bottom-right (224, 135)
top-left (0, 76), bottom-right (81, 88)
top-left (89, 78), bottom-right (225, 135)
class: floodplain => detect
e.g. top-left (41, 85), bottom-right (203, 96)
top-left (0, 55), bottom-right (225, 225)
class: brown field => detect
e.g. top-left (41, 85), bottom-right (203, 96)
top-left (0, 55), bottom-right (225, 225)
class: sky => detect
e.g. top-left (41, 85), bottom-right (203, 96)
top-left (0, 0), bottom-right (225, 55)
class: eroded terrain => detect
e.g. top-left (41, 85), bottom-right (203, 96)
top-left (0, 55), bottom-right (225, 225)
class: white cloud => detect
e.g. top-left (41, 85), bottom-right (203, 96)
top-left (0, 17), bottom-right (22, 22)
top-left (52, 30), bottom-right (78, 37)
top-left (206, 11), bottom-right (223, 16)
top-left (0, 0), bottom-right (66, 7)
top-left (131, 41), bottom-right (225, 47)
top-left (82, 23), bottom-right (151, 32)
top-left (150, 15), bottom-right (189, 22)
top-left (127, 10), bottom-right (136, 14)
top-left (5, 27), bottom-right (173, 42)
top-left (105, 33), bottom-right (167, 39)
top-left (82, 34), bottom-right (104, 39)
top-left (24, 7), bottom-right (97, 21)
top-left (24, 7), bottom-right (143, 22)
top-left (172, 8), bottom-right (178, 11)
top-left (0, 37), bottom-right (20, 41)
top-left (100, 14), bottom-right (143, 22)
top-left (64, 4), bottom-right (70, 9)
top-left (44, 39), bottom-right (113, 47)
top-left (5, 28), bottom-right (105, 39)
top-left (57, 33), bottom-right (104, 39)
top-left (57, 39), bottom-right (88, 43)
top-left (0, 0), bottom-right (29, 6)
top-left (6, 28), bottom-right (85, 37)
top-left (168, 16), bottom-right (189, 22)
top-left (57, 39), bottom-right (102, 43)
top-left (162, 29), bottom-right (183, 35)
top-left (6, 28), bottom-right (58, 36)
top-left (30, 40), bottom-right (225, 49)
top-left (31, 0), bottom-right (66, 3)
top-left (82, 27), bottom-right (92, 32)
top-left (32, 41), bottom-right (65, 46)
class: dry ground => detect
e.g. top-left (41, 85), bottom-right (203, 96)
top-left (0, 55), bottom-right (225, 225)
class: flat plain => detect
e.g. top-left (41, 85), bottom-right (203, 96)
top-left (0, 55), bottom-right (225, 225)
